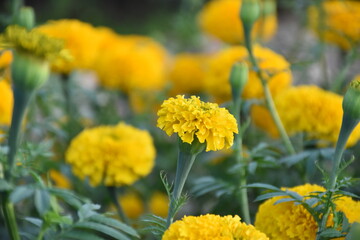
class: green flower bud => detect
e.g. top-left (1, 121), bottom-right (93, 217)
top-left (11, 52), bottom-right (50, 90)
top-left (342, 78), bottom-right (360, 120)
top-left (230, 62), bottom-right (248, 102)
top-left (13, 7), bottom-right (35, 30)
top-left (240, 0), bottom-right (260, 26)
top-left (262, 0), bottom-right (276, 16)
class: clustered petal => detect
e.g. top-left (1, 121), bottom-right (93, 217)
top-left (157, 95), bottom-right (238, 152)
top-left (255, 184), bottom-right (360, 240)
top-left (205, 45), bottom-right (292, 103)
top-left (162, 214), bottom-right (269, 240)
top-left (65, 122), bottom-right (155, 187)
top-left (198, 0), bottom-right (277, 44)
top-left (308, 1), bottom-right (360, 50)
top-left (251, 85), bottom-right (360, 147)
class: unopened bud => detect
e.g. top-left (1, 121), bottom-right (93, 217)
top-left (240, 0), bottom-right (260, 26)
top-left (11, 53), bottom-right (50, 90)
top-left (343, 77), bottom-right (360, 120)
top-left (230, 62), bottom-right (248, 101)
top-left (13, 7), bottom-right (35, 30)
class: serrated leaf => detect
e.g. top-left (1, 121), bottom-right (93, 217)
top-left (338, 190), bottom-right (360, 199)
top-left (89, 215), bottom-right (139, 238)
top-left (274, 198), bottom-right (296, 205)
top-left (10, 186), bottom-right (34, 203)
top-left (49, 188), bottom-right (84, 208)
top-left (57, 230), bottom-right (104, 240)
top-left (245, 183), bottom-right (280, 191)
top-left (73, 221), bottom-right (131, 240)
top-left (34, 189), bottom-right (51, 215)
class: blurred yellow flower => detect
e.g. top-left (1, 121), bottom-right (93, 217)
top-left (255, 184), bottom-right (360, 240)
top-left (65, 122), bottom-right (156, 187)
top-left (0, 80), bottom-right (13, 141)
top-left (251, 85), bottom-right (360, 147)
top-left (119, 191), bottom-right (144, 219)
top-left (308, 1), bottom-right (360, 50)
top-left (198, 0), bottom-right (277, 44)
top-left (168, 53), bottom-right (210, 95)
top-left (0, 25), bottom-right (68, 61)
top-left (0, 49), bottom-right (12, 82)
top-left (95, 35), bottom-right (168, 93)
top-left (163, 214), bottom-right (269, 240)
top-left (157, 95), bottom-right (238, 152)
top-left (49, 170), bottom-right (71, 189)
top-left (205, 45), bottom-right (292, 103)
top-left (36, 19), bottom-right (103, 73)
top-left (149, 191), bottom-right (169, 218)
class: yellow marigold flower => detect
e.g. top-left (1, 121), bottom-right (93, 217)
top-left (163, 214), bottom-right (269, 240)
top-left (0, 25), bottom-right (67, 61)
top-left (36, 19), bottom-right (105, 73)
top-left (149, 191), bottom-right (169, 218)
top-left (205, 45), bottom-right (292, 103)
top-left (255, 184), bottom-right (360, 240)
top-left (157, 95), bottom-right (238, 152)
top-left (308, 1), bottom-right (360, 50)
top-left (49, 170), bottom-right (71, 189)
top-left (168, 53), bottom-right (210, 95)
top-left (198, 0), bottom-right (277, 44)
top-left (0, 80), bottom-right (13, 141)
top-left (251, 85), bottom-right (360, 147)
top-left (119, 191), bottom-right (144, 219)
top-left (65, 122), bottom-right (156, 187)
top-left (0, 49), bottom-right (12, 82)
top-left (95, 35), bottom-right (168, 93)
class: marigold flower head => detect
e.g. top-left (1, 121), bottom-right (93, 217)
top-left (205, 45), bottom-right (292, 103)
top-left (49, 170), bottom-right (71, 189)
top-left (65, 122), bottom-right (156, 187)
top-left (0, 80), bottom-right (13, 141)
top-left (118, 191), bottom-right (144, 219)
top-left (36, 19), bottom-right (105, 73)
top-left (149, 191), bottom-right (169, 218)
top-left (251, 85), bottom-right (360, 147)
top-left (163, 214), bottom-right (269, 240)
top-left (308, 1), bottom-right (360, 50)
top-left (95, 35), bottom-right (168, 93)
top-left (198, 0), bottom-right (277, 44)
top-left (0, 25), bottom-right (68, 61)
top-left (168, 53), bottom-right (210, 96)
top-left (157, 95), bottom-right (238, 152)
top-left (255, 184), bottom-right (360, 240)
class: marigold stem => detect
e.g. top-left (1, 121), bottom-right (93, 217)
top-left (243, 24), bottom-right (296, 155)
top-left (0, 192), bottom-right (20, 240)
top-left (108, 187), bottom-right (130, 224)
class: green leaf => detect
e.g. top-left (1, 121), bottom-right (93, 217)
top-left (0, 179), bottom-right (13, 191)
top-left (23, 217), bottom-right (43, 227)
top-left (254, 191), bottom-right (290, 202)
top-left (78, 203), bottom-right (100, 220)
top-left (73, 222), bottom-right (131, 240)
top-left (48, 187), bottom-right (84, 208)
top-left (274, 198), bottom-right (296, 205)
top-left (244, 183), bottom-right (280, 191)
top-left (44, 212), bottom-right (73, 225)
top-left (89, 215), bottom-right (139, 238)
top-left (10, 186), bottom-right (35, 203)
top-left (34, 189), bottom-right (51, 215)
top-left (57, 230), bottom-right (104, 240)
top-left (279, 151), bottom-right (312, 167)
top-left (319, 228), bottom-right (344, 238)
top-left (140, 214), bottom-right (167, 237)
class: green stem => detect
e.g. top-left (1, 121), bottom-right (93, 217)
top-left (166, 149), bottom-right (198, 228)
top-left (108, 187), bottom-right (130, 224)
top-left (243, 24), bottom-right (296, 155)
top-left (316, 114), bottom-right (359, 239)
top-left (0, 192), bottom-right (20, 240)
top-left (5, 87), bottom-right (33, 180)
top-left (232, 101), bottom-right (250, 224)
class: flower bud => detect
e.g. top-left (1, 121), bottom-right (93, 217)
top-left (13, 7), bottom-right (35, 30)
top-left (240, 0), bottom-right (260, 26)
top-left (262, 0), bottom-right (276, 16)
top-left (230, 62), bottom-right (248, 102)
top-left (342, 78), bottom-right (360, 121)
top-left (11, 52), bottom-right (50, 90)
